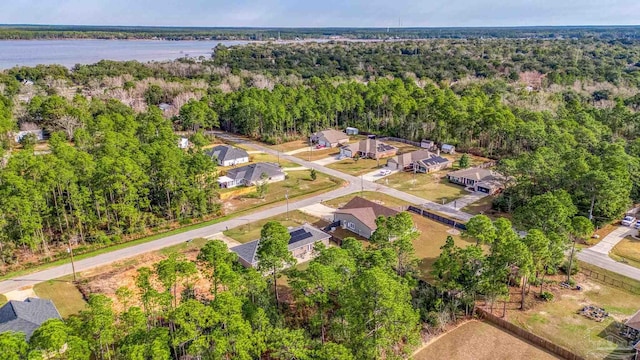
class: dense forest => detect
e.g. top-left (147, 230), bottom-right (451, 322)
top-left (0, 37), bottom-right (639, 270)
top-left (2, 25), bottom-right (640, 40)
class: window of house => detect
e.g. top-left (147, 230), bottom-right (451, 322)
top-left (347, 222), bottom-right (356, 230)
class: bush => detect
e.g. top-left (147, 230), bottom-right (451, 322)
top-left (560, 260), bottom-right (579, 275)
top-left (540, 291), bottom-right (554, 302)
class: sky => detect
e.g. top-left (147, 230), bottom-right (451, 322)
top-left (1, 0), bottom-right (639, 27)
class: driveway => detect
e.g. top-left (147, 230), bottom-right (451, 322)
top-left (362, 168), bottom-right (398, 182)
top-left (576, 225), bottom-right (640, 282)
top-left (312, 155), bottom-right (343, 166)
top-left (444, 192), bottom-right (487, 210)
top-left (589, 226), bottom-right (637, 255)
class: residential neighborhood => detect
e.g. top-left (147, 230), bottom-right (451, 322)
top-left (310, 129), bottom-right (349, 148)
top-left (339, 138), bottom-right (398, 159)
top-left (334, 196), bottom-right (400, 238)
top-left (217, 162), bottom-right (285, 188)
top-left (205, 144), bottom-right (250, 167)
top-left (386, 149), bottom-right (452, 173)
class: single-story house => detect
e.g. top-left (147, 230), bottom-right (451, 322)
top-left (339, 139), bottom-right (398, 160)
top-left (420, 139), bottom-right (436, 151)
top-left (218, 162), bottom-right (285, 189)
top-left (310, 129), bottom-right (349, 148)
top-left (14, 129), bottom-right (45, 143)
top-left (0, 298), bottom-right (61, 340)
top-left (447, 167), bottom-right (506, 194)
top-left (178, 137), bottom-right (189, 149)
top-left (441, 144), bottom-right (456, 154)
top-left (334, 196), bottom-right (400, 239)
top-left (206, 145), bottom-right (250, 167)
top-left (231, 224), bottom-right (331, 268)
top-left (386, 149), bottom-right (452, 173)
top-left (345, 127), bottom-right (359, 135)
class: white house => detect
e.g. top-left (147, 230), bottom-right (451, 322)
top-left (205, 145), bottom-right (250, 167)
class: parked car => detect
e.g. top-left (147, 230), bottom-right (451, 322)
top-left (634, 220), bottom-right (640, 229)
top-left (621, 216), bottom-right (635, 226)
top-left (315, 144), bottom-right (326, 149)
top-left (379, 169), bottom-right (392, 176)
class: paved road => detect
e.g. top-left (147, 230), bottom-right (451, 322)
top-left (576, 225), bottom-right (640, 282)
top-left (588, 226), bottom-right (636, 255)
top-left (445, 192), bottom-right (487, 210)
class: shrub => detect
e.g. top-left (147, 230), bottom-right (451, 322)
top-left (540, 291), bottom-right (554, 302)
top-left (560, 260), bottom-right (579, 275)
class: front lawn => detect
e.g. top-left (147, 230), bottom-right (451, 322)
top-left (249, 152), bottom-right (299, 168)
top-left (268, 140), bottom-right (308, 153)
top-left (324, 191), bottom-right (410, 210)
top-left (223, 211), bottom-right (326, 244)
top-left (34, 279), bottom-right (87, 318)
top-left (376, 171), bottom-right (468, 203)
top-left (294, 147), bottom-right (340, 161)
top-left (610, 237), bottom-right (640, 269)
top-left (327, 157), bottom-right (385, 176)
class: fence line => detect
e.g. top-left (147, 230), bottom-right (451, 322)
top-left (378, 136), bottom-right (422, 147)
top-left (407, 205), bottom-right (467, 230)
top-left (476, 308), bottom-right (586, 360)
top-left (580, 267), bottom-right (640, 295)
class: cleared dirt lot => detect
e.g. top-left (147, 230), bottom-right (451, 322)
top-left (414, 321), bottom-right (559, 360)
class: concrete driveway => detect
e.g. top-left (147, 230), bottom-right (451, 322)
top-left (589, 226), bottom-right (637, 255)
top-left (577, 225), bottom-right (640, 282)
top-left (313, 155), bottom-right (343, 166)
top-left (444, 192), bottom-right (488, 210)
top-left (362, 168), bottom-right (398, 182)
top-left (299, 203), bottom-right (337, 221)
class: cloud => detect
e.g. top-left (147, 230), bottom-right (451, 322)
top-left (0, 0), bottom-right (638, 27)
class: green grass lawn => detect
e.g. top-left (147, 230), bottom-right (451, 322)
top-left (34, 279), bottom-right (87, 318)
top-left (223, 211), bottom-right (325, 244)
top-left (444, 153), bottom-right (492, 169)
top-left (294, 147), bottom-right (340, 161)
top-left (0, 294), bottom-right (6, 306)
top-left (509, 278), bottom-right (640, 359)
top-left (461, 195), bottom-right (495, 215)
top-left (327, 158), bottom-right (385, 176)
top-left (324, 191), bottom-right (410, 210)
top-left (376, 171), bottom-right (469, 203)
top-left (268, 139), bottom-right (308, 153)
top-left (249, 152), bottom-right (299, 168)
top-left (610, 237), bottom-right (640, 269)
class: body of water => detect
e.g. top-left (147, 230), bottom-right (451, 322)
top-left (0, 39), bottom-right (250, 69)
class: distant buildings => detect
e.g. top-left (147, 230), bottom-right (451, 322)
top-left (441, 144), bottom-right (456, 154)
top-left (206, 145), bottom-right (250, 167)
top-left (217, 162), bottom-right (285, 189)
top-left (158, 103), bottom-right (172, 112)
top-left (310, 129), bottom-right (349, 148)
top-left (420, 139), bottom-right (436, 151)
top-left (0, 298), bottom-right (61, 340)
top-left (231, 224), bottom-right (331, 268)
top-left (339, 139), bottom-right (398, 159)
top-left (334, 196), bottom-right (400, 239)
top-left (386, 149), bottom-right (452, 173)
top-left (345, 127), bottom-right (359, 136)
top-left (447, 167), bottom-right (506, 194)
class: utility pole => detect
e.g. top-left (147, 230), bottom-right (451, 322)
top-left (67, 240), bottom-right (77, 282)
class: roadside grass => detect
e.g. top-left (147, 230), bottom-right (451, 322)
top-left (461, 195), bottom-right (495, 215)
top-left (223, 211), bottom-right (325, 244)
top-left (0, 172), bottom-right (343, 281)
top-left (268, 140), bottom-right (307, 153)
top-left (225, 171), bottom-right (343, 215)
top-left (324, 191), bottom-right (410, 210)
top-left (33, 278), bottom-right (87, 318)
top-left (0, 294), bottom-right (6, 306)
top-left (414, 321), bottom-right (558, 360)
top-left (249, 152), bottom-right (299, 168)
top-left (578, 261), bottom-right (640, 294)
top-left (610, 237), bottom-right (640, 270)
top-left (508, 276), bottom-right (640, 359)
top-left (294, 147), bottom-right (340, 161)
top-left (376, 171), bottom-right (468, 203)
top-left (327, 158), bottom-right (385, 176)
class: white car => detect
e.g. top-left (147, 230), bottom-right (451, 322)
top-left (621, 216), bottom-right (635, 226)
top-left (379, 169), bottom-right (392, 176)
top-left (634, 220), bottom-right (640, 229)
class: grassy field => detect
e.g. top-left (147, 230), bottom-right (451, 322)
top-left (324, 191), bottom-right (410, 210)
top-left (224, 170), bottom-right (343, 214)
top-left (414, 321), bottom-right (559, 360)
top-left (461, 195), bottom-right (495, 215)
top-left (34, 279), bottom-right (87, 318)
top-left (268, 139), bottom-right (308, 153)
top-left (294, 147), bottom-right (340, 161)
top-left (223, 211), bottom-right (326, 244)
top-left (508, 276), bottom-right (640, 359)
top-left (444, 152), bottom-right (492, 169)
top-left (327, 157), bottom-right (385, 176)
top-left (384, 140), bottom-right (421, 155)
top-left (376, 171), bottom-right (469, 203)
top-left (0, 294), bottom-right (6, 306)
top-left (610, 237), bottom-right (640, 269)
top-left (249, 152), bottom-right (299, 168)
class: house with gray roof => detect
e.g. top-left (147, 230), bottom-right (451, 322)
top-left (386, 149), bottom-right (452, 173)
top-left (447, 167), bottom-right (506, 195)
top-left (231, 224), bottom-right (331, 268)
top-left (0, 298), bottom-right (61, 339)
top-left (310, 129), bottom-right (349, 148)
top-left (441, 144), bottom-right (456, 154)
top-left (339, 139), bottom-right (398, 159)
top-left (205, 145), bottom-right (250, 167)
top-left (218, 162), bottom-right (285, 189)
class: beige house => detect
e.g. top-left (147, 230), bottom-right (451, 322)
top-left (386, 149), bottom-right (452, 173)
top-left (339, 139), bottom-right (398, 159)
top-left (310, 129), bottom-right (349, 148)
top-left (447, 167), bottom-right (506, 194)
top-left (230, 224), bottom-right (331, 268)
top-left (334, 196), bottom-right (400, 239)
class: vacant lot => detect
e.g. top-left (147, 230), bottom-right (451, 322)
top-left (327, 157), bottom-right (386, 176)
top-left (610, 237), bottom-right (640, 269)
top-left (444, 152), bottom-right (492, 169)
top-left (268, 139), bottom-right (308, 153)
top-left (384, 140), bottom-right (421, 155)
top-left (294, 146), bottom-right (340, 161)
top-left (508, 275), bottom-right (640, 359)
top-left (223, 211), bottom-right (327, 244)
top-left (414, 321), bottom-right (559, 360)
top-left (376, 171), bottom-right (469, 203)
top-left (223, 170), bottom-right (344, 215)
top-left (34, 279), bottom-right (87, 318)
top-left (248, 152), bottom-right (299, 168)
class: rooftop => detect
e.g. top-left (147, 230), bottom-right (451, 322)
top-left (626, 309), bottom-right (640, 331)
top-left (205, 144), bottom-right (249, 163)
top-left (225, 162), bottom-right (284, 183)
top-left (313, 129), bottom-right (349, 144)
top-left (230, 224), bottom-right (331, 266)
top-left (0, 298), bottom-right (61, 340)
top-left (344, 139), bottom-right (397, 155)
top-left (335, 196), bottom-right (400, 230)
